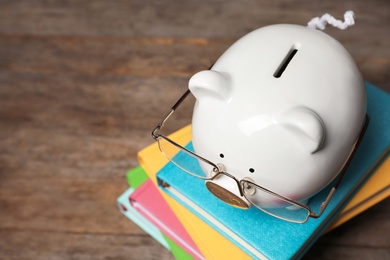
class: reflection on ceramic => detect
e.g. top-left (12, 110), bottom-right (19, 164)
top-left (189, 24), bottom-right (366, 207)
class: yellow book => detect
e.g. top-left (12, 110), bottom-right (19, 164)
top-left (138, 125), bottom-right (390, 258)
top-left (326, 156), bottom-right (390, 231)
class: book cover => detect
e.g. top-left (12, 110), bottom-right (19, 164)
top-left (130, 179), bottom-right (204, 260)
top-left (126, 166), bottom-right (149, 189)
top-left (118, 187), bottom-right (196, 260)
top-left (163, 233), bottom-right (197, 260)
top-left (121, 168), bottom-right (198, 260)
top-left (117, 188), bottom-right (170, 250)
top-left (156, 82), bottom-right (390, 259)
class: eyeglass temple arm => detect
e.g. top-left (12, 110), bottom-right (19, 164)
top-left (310, 114), bottom-right (370, 219)
top-left (152, 89), bottom-right (191, 139)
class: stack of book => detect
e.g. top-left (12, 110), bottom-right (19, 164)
top-left (117, 82), bottom-right (390, 259)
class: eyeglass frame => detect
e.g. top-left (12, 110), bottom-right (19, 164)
top-left (152, 89), bottom-right (370, 223)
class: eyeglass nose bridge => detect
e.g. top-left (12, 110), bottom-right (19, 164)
top-left (208, 168), bottom-right (245, 197)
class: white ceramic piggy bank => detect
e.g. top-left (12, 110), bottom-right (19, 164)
top-left (189, 24), bottom-right (366, 209)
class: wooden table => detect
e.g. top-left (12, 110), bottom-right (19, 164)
top-left (0, 1), bottom-right (389, 259)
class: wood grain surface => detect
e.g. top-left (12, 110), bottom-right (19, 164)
top-left (0, 1), bottom-right (389, 259)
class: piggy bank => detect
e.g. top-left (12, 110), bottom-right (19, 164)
top-left (189, 24), bottom-right (366, 209)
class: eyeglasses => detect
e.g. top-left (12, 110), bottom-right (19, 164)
top-left (152, 89), bottom-right (369, 223)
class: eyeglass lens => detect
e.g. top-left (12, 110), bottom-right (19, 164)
top-left (157, 137), bottom-right (213, 179)
top-left (242, 181), bottom-right (310, 223)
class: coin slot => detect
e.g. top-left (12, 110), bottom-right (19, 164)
top-left (273, 47), bottom-right (299, 78)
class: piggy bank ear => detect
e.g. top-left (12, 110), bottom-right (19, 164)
top-left (189, 70), bottom-right (231, 101)
top-left (279, 107), bottom-right (326, 154)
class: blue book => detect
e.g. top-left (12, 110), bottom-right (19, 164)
top-left (157, 82), bottom-right (390, 259)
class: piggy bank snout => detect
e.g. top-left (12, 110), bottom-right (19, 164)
top-left (205, 174), bottom-right (290, 210)
top-left (205, 172), bottom-right (250, 209)
top-left (205, 180), bottom-right (249, 209)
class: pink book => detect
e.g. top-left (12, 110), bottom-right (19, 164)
top-left (130, 179), bottom-right (204, 260)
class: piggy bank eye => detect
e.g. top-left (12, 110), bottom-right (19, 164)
top-left (249, 168), bottom-right (255, 173)
top-left (220, 153), bottom-right (225, 158)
